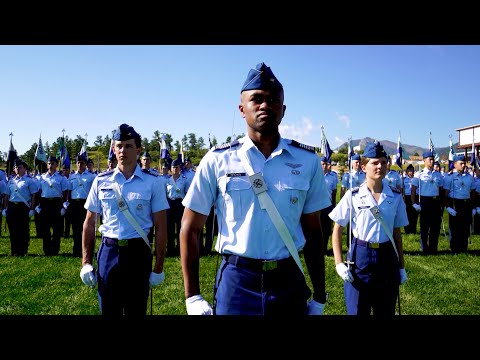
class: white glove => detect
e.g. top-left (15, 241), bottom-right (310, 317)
top-left (35, 205), bottom-right (41, 214)
top-left (307, 299), bottom-right (325, 315)
top-left (1, 209), bottom-right (6, 217)
top-left (29, 209), bottom-right (35, 217)
top-left (399, 268), bottom-right (408, 285)
top-left (149, 271), bottom-right (165, 288)
top-left (476, 207), bottom-right (480, 215)
top-left (60, 208), bottom-right (67, 216)
top-left (63, 201), bottom-right (70, 209)
top-left (80, 264), bottom-right (97, 288)
top-left (473, 209), bottom-right (477, 216)
top-left (335, 263), bottom-right (354, 283)
top-left (446, 207), bottom-right (457, 216)
top-left (185, 294), bottom-right (213, 315)
top-left (412, 203), bottom-right (421, 212)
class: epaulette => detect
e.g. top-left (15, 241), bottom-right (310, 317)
top-left (142, 169), bottom-right (158, 177)
top-left (290, 140), bottom-right (315, 153)
top-left (213, 139), bottom-right (240, 151)
top-left (390, 186), bottom-right (401, 194)
top-left (98, 170), bottom-right (114, 177)
top-left (351, 187), bottom-right (359, 193)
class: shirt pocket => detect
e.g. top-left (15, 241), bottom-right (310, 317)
top-left (99, 188), bottom-right (116, 212)
top-left (126, 191), bottom-right (151, 217)
top-left (223, 176), bottom-right (252, 221)
top-left (281, 178), bottom-right (309, 218)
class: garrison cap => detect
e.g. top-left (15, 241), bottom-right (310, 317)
top-left (108, 153), bottom-right (116, 161)
top-left (433, 161), bottom-right (440, 166)
top-left (454, 154), bottom-right (466, 162)
top-left (87, 158), bottom-right (94, 164)
top-left (319, 156), bottom-right (331, 163)
top-left (241, 62), bottom-right (283, 93)
top-left (171, 159), bottom-right (182, 167)
top-left (141, 151), bottom-right (151, 159)
top-left (13, 158), bottom-right (26, 167)
top-left (350, 153), bottom-right (361, 161)
top-left (363, 141), bottom-right (388, 159)
top-left (406, 164), bottom-right (414, 171)
top-left (76, 154), bottom-right (87, 163)
top-left (184, 156), bottom-right (191, 163)
top-left (47, 155), bottom-right (58, 163)
top-left (422, 151), bottom-right (434, 159)
top-left (113, 123), bottom-right (140, 141)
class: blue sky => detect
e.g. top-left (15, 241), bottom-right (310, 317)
top-left (1, 45), bottom-right (478, 155)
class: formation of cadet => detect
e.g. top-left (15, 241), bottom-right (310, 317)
top-left (320, 156), bottom-right (338, 253)
top-left (403, 164), bottom-right (419, 234)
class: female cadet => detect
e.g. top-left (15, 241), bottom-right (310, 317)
top-left (329, 141), bottom-right (408, 316)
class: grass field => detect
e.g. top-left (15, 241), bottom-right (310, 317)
top-left (1, 211), bottom-right (479, 316)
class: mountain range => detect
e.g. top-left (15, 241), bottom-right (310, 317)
top-left (336, 137), bottom-right (458, 160)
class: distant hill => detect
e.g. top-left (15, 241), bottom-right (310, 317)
top-left (336, 137), bottom-right (457, 160)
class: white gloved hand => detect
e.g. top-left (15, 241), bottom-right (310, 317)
top-left (80, 264), bottom-right (97, 288)
top-left (35, 205), bottom-right (41, 214)
top-left (446, 207), bottom-right (457, 216)
top-left (1, 209), bottom-right (6, 217)
top-left (29, 209), bottom-right (35, 217)
top-left (185, 295), bottom-right (213, 315)
top-left (63, 201), bottom-right (70, 209)
top-left (476, 207), bottom-right (480, 215)
top-left (412, 203), bottom-right (421, 212)
top-left (399, 268), bottom-right (408, 285)
top-left (60, 208), bottom-right (67, 216)
top-left (307, 299), bottom-right (325, 315)
top-left (473, 209), bottom-right (477, 216)
top-left (335, 263), bottom-right (354, 283)
top-left (149, 271), bottom-right (165, 288)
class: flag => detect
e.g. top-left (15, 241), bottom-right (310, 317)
top-left (159, 134), bottom-right (172, 166)
top-left (471, 134), bottom-right (477, 170)
top-left (448, 136), bottom-right (455, 171)
top-left (35, 134), bottom-right (48, 173)
top-left (63, 147), bottom-right (71, 169)
top-left (347, 137), bottom-right (355, 168)
top-left (56, 136), bottom-right (67, 167)
top-left (108, 138), bottom-right (115, 161)
top-left (320, 127), bottom-right (333, 162)
top-left (428, 132), bottom-right (440, 162)
top-left (6, 134), bottom-right (18, 176)
top-left (208, 133), bottom-right (213, 149)
top-left (79, 140), bottom-right (88, 160)
top-left (180, 141), bottom-right (184, 163)
top-left (395, 133), bottom-right (403, 168)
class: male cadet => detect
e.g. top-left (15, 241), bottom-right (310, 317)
top-left (443, 154), bottom-right (476, 253)
top-left (411, 151), bottom-right (444, 254)
top-left (66, 154), bottom-right (96, 257)
top-left (180, 62), bottom-right (331, 315)
top-left (181, 156), bottom-right (195, 183)
top-left (61, 164), bottom-right (72, 238)
top-left (80, 123), bottom-right (169, 316)
top-left (403, 164), bottom-right (419, 234)
top-left (140, 151), bottom-right (159, 175)
top-left (385, 156), bottom-right (403, 192)
top-left (320, 156), bottom-right (338, 253)
top-left (37, 155), bottom-right (69, 256)
top-left (340, 153), bottom-right (366, 199)
top-left (86, 158), bottom-right (97, 175)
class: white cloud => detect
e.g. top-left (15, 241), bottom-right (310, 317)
top-left (336, 113), bottom-right (350, 128)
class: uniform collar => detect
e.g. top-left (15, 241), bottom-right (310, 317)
top-left (112, 164), bottom-right (145, 181)
top-left (240, 135), bottom-right (288, 157)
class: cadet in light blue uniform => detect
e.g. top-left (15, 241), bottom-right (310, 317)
top-left (330, 141), bottom-right (408, 316)
top-left (3, 159), bottom-right (38, 256)
top-left (340, 153), bottom-right (366, 198)
top-left (181, 156), bottom-right (196, 183)
top-left (38, 155), bottom-right (69, 256)
top-left (80, 123), bottom-right (169, 316)
top-left (411, 151), bottom-right (444, 254)
top-left (66, 154), bottom-right (96, 257)
top-left (320, 155), bottom-right (338, 253)
top-left (403, 164), bottom-right (418, 234)
top-left (385, 156), bottom-right (403, 191)
top-left (180, 62), bottom-right (331, 316)
top-left (443, 154), bottom-right (476, 253)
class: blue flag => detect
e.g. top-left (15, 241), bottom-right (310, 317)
top-left (396, 133), bottom-right (403, 168)
top-left (321, 128), bottom-right (333, 162)
top-left (448, 136), bottom-right (455, 171)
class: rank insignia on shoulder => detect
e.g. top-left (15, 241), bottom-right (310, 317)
top-left (98, 170), bottom-right (114, 177)
top-left (290, 140), bottom-right (315, 153)
top-left (214, 139), bottom-right (240, 151)
top-left (351, 187), bottom-right (360, 193)
top-left (390, 186), bottom-right (401, 193)
top-left (142, 169), bottom-right (158, 177)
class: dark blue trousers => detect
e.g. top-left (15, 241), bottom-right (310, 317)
top-left (6, 202), bottom-right (31, 256)
top-left (419, 196), bottom-right (442, 253)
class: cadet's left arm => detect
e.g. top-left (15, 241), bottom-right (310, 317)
top-left (152, 210), bottom-right (167, 274)
top-left (301, 210), bottom-right (327, 304)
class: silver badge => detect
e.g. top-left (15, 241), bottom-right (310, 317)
top-left (291, 196), bottom-right (298, 204)
top-left (291, 170), bottom-right (300, 175)
top-left (118, 201), bottom-right (125, 208)
top-left (137, 204), bottom-right (142, 210)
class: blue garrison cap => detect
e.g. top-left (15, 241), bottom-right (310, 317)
top-left (184, 156), bottom-right (191, 163)
top-left (141, 151), bottom-right (151, 159)
top-left (433, 161), bottom-right (440, 166)
top-left (87, 158), bottom-right (94, 164)
top-left (319, 156), bottom-right (331, 163)
top-left (363, 141), bottom-right (388, 159)
top-left (76, 154), bottom-right (87, 163)
top-left (422, 151), bottom-right (434, 159)
top-left (454, 154), bottom-right (466, 162)
top-left (108, 153), bottom-right (116, 161)
top-left (406, 164), bottom-right (414, 171)
top-left (171, 159), bottom-right (182, 167)
top-left (241, 62), bottom-right (283, 93)
top-left (350, 153), bottom-right (361, 161)
top-left (47, 155), bottom-right (58, 163)
top-left (13, 158), bottom-right (26, 167)
top-left (113, 123), bottom-right (140, 141)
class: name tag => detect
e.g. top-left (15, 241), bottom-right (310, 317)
top-left (227, 172), bottom-right (246, 177)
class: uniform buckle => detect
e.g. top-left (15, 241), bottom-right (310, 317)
top-left (262, 260), bottom-right (278, 271)
top-left (118, 239), bottom-right (129, 247)
top-left (369, 242), bottom-right (380, 249)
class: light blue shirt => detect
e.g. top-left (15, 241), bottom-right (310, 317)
top-left (166, 175), bottom-right (190, 200)
top-left (443, 172), bottom-right (475, 199)
top-left (182, 136), bottom-right (332, 260)
top-left (39, 172), bottom-right (68, 198)
top-left (329, 179), bottom-right (408, 243)
top-left (324, 171), bottom-right (338, 202)
top-left (385, 170), bottom-right (403, 189)
top-left (68, 170), bottom-right (96, 199)
top-left (403, 176), bottom-right (416, 196)
top-left (84, 165), bottom-right (169, 240)
top-left (4, 174), bottom-right (38, 203)
top-left (342, 170), bottom-right (366, 189)
top-left (411, 168), bottom-right (443, 196)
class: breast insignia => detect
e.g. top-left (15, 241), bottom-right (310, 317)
top-left (390, 186), bottom-right (401, 194)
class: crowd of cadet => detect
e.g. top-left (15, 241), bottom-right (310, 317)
top-left (0, 61), bottom-right (478, 317)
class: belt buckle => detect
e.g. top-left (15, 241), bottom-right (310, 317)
top-left (117, 239), bottom-right (128, 247)
top-left (262, 260), bottom-right (278, 271)
top-left (369, 242), bottom-right (380, 249)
